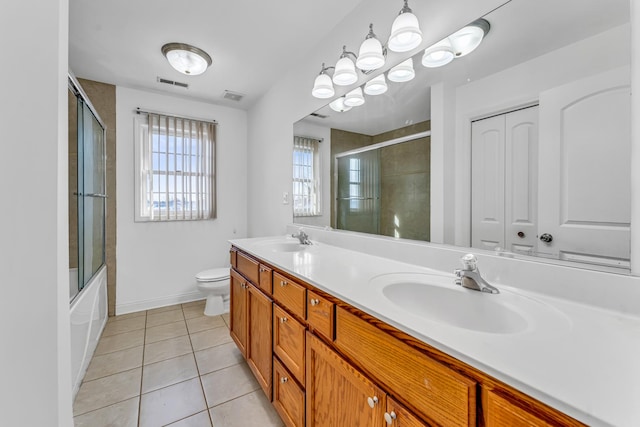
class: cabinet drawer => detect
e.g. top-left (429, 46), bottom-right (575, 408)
top-left (273, 272), bottom-right (306, 319)
top-left (237, 251), bottom-right (259, 285)
top-left (259, 264), bottom-right (273, 295)
top-left (335, 307), bottom-right (476, 426)
top-left (230, 248), bottom-right (237, 268)
top-left (485, 390), bottom-right (553, 427)
top-left (306, 290), bottom-right (334, 340)
top-left (273, 357), bottom-right (305, 427)
top-left (274, 304), bottom-right (306, 386)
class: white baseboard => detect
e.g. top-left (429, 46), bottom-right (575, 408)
top-left (116, 291), bottom-right (205, 315)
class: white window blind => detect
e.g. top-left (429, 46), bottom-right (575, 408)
top-left (134, 112), bottom-right (216, 221)
top-left (293, 136), bottom-right (321, 217)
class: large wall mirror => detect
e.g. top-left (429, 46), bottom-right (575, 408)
top-left (293, 0), bottom-right (631, 273)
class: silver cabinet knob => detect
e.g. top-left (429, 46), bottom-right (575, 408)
top-left (539, 233), bottom-right (553, 243)
top-left (280, 317), bottom-right (288, 323)
top-left (367, 396), bottom-right (379, 409)
top-left (280, 377), bottom-right (288, 384)
top-left (384, 411), bottom-right (397, 425)
top-left (280, 281), bottom-right (287, 287)
top-left (310, 298), bottom-right (319, 306)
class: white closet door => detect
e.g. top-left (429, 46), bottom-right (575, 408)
top-left (504, 106), bottom-right (538, 253)
top-left (471, 114), bottom-right (505, 251)
top-left (537, 67), bottom-right (630, 267)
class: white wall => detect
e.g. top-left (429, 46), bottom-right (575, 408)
top-left (0, 0), bottom-right (72, 426)
top-left (115, 87), bottom-right (248, 313)
top-left (292, 121), bottom-right (332, 227)
top-left (246, 0), bottom-right (510, 237)
top-left (440, 24), bottom-right (631, 246)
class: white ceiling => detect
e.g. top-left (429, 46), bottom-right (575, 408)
top-left (69, 0), bottom-right (363, 109)
top-left (302, 0), bottom-right (630, 135)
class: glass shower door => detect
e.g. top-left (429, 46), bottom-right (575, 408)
top-left (336, 150), bottom-right (380, 234)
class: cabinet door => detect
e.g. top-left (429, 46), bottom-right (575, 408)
top-left (306, 332), bottom-right (385, 427)
top-left (230, 270), bottom-right (248, 358)
top-left (273, 304), bottom-right (306, 385)
top-left (384, 396), bottom-right (430, 427)
top-left (273, 357), bottom-right (305, 427)
top-left (247, 284), bottom-right (273, 400)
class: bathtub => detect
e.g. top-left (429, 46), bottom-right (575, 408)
top-left (69, 265), bottom-right (108, 398)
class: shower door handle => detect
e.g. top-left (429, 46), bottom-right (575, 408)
top-left (84, 193), bottom-right (108, 198)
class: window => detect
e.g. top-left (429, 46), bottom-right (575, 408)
top-left (293, 136), bottom-right (321, 216)
top-left (134, 112), bottom-right (216, 221)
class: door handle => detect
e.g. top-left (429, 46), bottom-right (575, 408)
top-left (539, 233), bottom-right (553, 243)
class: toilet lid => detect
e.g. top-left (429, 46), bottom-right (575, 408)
top-left (196, 268), bottom-right (230, 282)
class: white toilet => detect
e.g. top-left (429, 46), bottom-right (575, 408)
top-left (195, 268), bottom-right (230, 316)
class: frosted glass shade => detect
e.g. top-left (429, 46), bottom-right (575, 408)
top-left (356, 37), bottom-right (385, 71)
top-left (344, 87), bottom-right (365, 107)
top-left (329, 96), bottom-right (352, 113)
top-left (333, 56), bottom-right (358, 86)
top-left (422, 38), bottom-right (455, 68)
top-left (388, 12), bottom-right (422, 52)
top-left (364, 74), bottom-right (388, 95)
top-left (312, 73), bottom-right (335, 98)
top-left (450, 23), bottom-right (486, 57)
top-left (162, 43), bottom-right (212, 76)
top-left (388, 58), bottom-right (415, 83)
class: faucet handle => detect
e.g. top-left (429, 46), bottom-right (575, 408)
top-left (460, 253), bottom-right (478, 271)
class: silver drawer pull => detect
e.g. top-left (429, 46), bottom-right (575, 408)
top-left (280, 317), bottom-right (288, 323)
top-left (280, 281), bottom-right (287, 287)
top-left (310, 298), bottom-right (320, 306)
top-left (280, 377), bottom-right (288, 384)
top-left (384, 411), bottom-right (397, 425)
top-left (367, 396), bottom-right (379, 408)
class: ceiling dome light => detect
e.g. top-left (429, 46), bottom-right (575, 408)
top-left (161, 43), bottom-right (212, 76)
top-left (344, 87), bottom-right (365, 107)
top-left (388, 58), bottom-right (415, 83)
top-left (422, 38), bottom-right (455, 68)
top-left (333, 46), bottom-right (359, 86)
top-left (449, 18), bottom-right (490, 57)
top-left (356, 24), bottom-right (385, 71)
top-left (364, 74), bottom-right (388, 95)
top-left (329, 96), bottom-right (352, 113)
top-left (388, 0), bottom-right (422, 53)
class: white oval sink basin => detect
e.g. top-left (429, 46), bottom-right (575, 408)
top-left (371, 273), bottom-right (568, 335)
top-left (255, 240), bottom-right (308, 253)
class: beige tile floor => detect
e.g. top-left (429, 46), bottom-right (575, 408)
top-left (73, 300), bottom-right (284, 427)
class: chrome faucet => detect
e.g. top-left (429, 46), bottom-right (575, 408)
top-left (292, 229), bottom-right (311, 245)
top-left (454, 254), bottom-right (499, 294)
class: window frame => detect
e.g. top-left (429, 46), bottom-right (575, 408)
top-left (292, 136), bottom-right (322, 217)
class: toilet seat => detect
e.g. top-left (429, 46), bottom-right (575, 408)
top-left (196, 268), bottom-right (230, 282)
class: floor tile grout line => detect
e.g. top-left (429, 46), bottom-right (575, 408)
top-left (73, 395), bottom-right (141, 419)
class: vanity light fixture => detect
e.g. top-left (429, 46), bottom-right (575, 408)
top-left (388, 0), bottom-right (423, 53)
top-left (364, 74), bottom-right (388, 95)
top-left (449, 19), bottom-right (490, 57)
top-left (161, 43), bottom-right (212, 76)
top-left (311, 63), bottom-right (336, 98)
top-left (333, 46), bottom-right (359, 86)
top-left (422, 38), bottom-right (455, 68)
top-left (356, 24), bottom-right (386, 71)
top-left (388, 58), bottom-right (415, 82)
top-left (329, 96), bottom-right (353, 113)
top-left (344, 87), bottom-right (365, 107)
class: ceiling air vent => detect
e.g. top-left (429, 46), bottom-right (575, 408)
top-left (223, 90), bottom-right (244, 102)
top-left (157, 77), bottom-right (189, 89)
top-left (310, 112), bottom-right (328, 119)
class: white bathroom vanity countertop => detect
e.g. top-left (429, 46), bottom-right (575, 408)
top-left (229, 235), bottom-right (640, 427)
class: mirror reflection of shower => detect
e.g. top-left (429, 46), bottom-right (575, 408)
top-left (68, 75), bottom-right (106, 302)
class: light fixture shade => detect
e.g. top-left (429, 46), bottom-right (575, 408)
top-left (312, 73), bottom-right (335, 99)
top-left (161, 43), bottom-right (212, 76)
top-left (333, 56), bottom-right (358, 86)
top-left (329, 96), bottom-right (352, 113)
top-left (356, 37), bottom-right (385, 71)
top-left (388, 58), bottom-right (415, 82)
top-left (344, 87), bottom-right (365, 107)
top-left (364, 74), bottom-right (388, 95)
top-left (449, 19), bottom-right (490, 57)
top-left (422, 38), bottom-right (455, 68)
top-left (388, 8), bottom-right (422, 52)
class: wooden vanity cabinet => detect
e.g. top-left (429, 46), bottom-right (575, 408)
top-left (247, 283), bottom-right (273, 400)
top-left (306, 332), bottom-right (386, 427)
